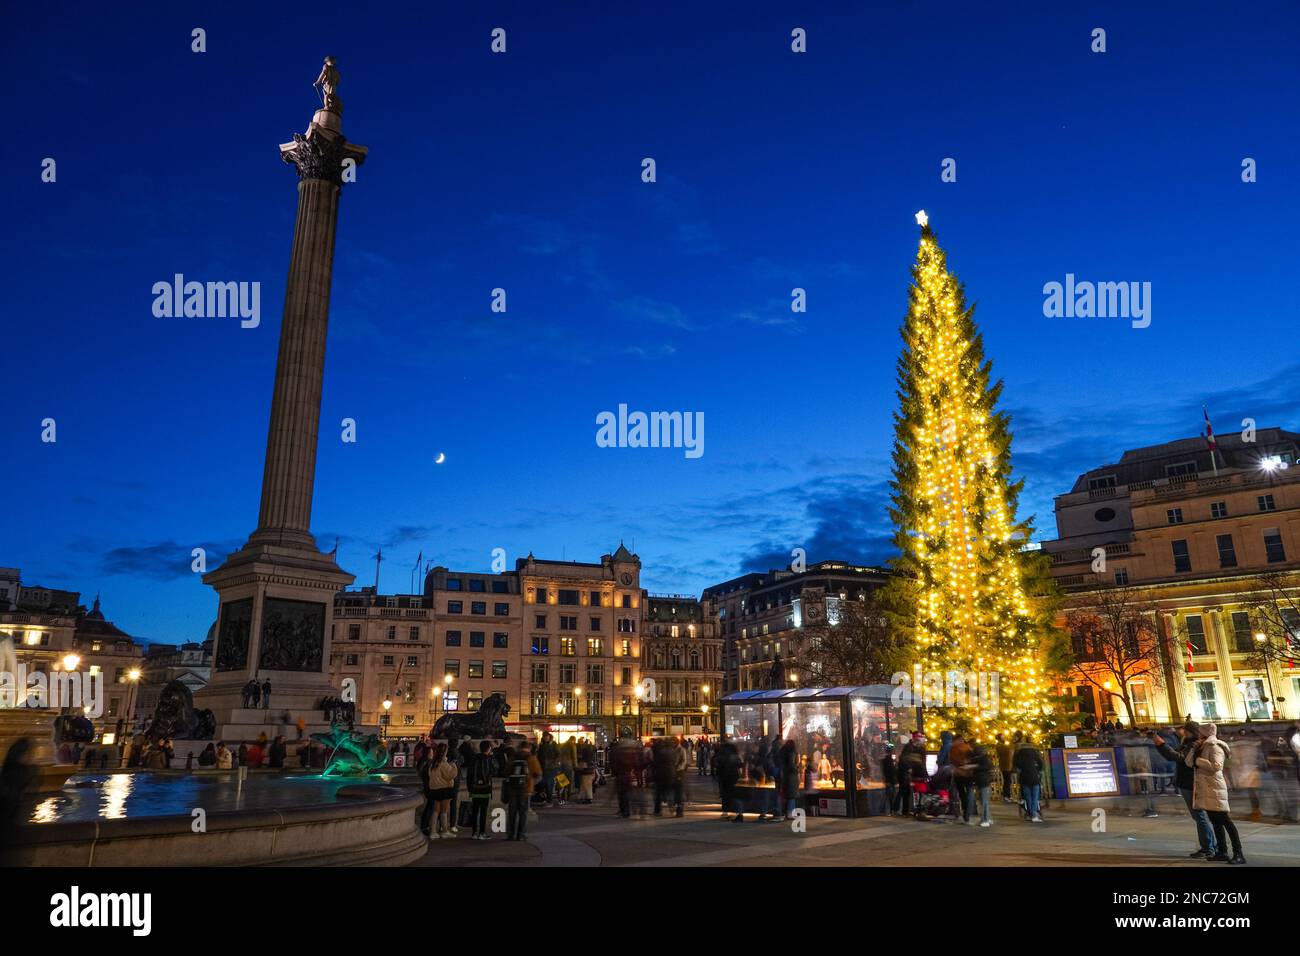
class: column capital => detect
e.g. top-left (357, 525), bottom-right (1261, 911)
top-left (280, 123), bottom-right (368, 185)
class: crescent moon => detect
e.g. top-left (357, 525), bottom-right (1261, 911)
top-left (435, 452), bottom-right (446, 464)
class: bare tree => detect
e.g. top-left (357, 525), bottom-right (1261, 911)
top-left (799, 592), bottom-right (910, 687)
top-left (1239, 571), bottom-right (1300, 674)
top-left (1063, 588), bottom-right (1164, 726)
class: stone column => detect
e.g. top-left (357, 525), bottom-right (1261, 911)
top-left (252, 113), bottom-right (367, 548)
top-left (194, 76), bottom-right (364, 741)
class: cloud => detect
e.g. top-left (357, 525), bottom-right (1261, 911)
top-left (101, 539), bottom-right (240, 582)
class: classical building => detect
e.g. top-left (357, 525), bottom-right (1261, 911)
top-left (1043, 428), bottom-right (1300, 725)
top-left (703, 561), bottom-right (892, 693)
top-left (641, 594), bottom-right (723, 736)
top-left (0, 570), bottom-right (144, 731)
top-left (134, 638), bottom-right (214, 728)
top-left (328, 545), bottom-right (645, 745)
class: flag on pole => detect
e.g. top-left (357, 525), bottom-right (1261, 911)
top-left (1202, 406), bottom-right (1218, 476)
top-left (1185, 638), bottom-right (1195, 673)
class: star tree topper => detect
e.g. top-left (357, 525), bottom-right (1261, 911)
top-left (915, 209), bottom-right (929, 227)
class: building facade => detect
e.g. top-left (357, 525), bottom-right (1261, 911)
top-left (328, 545), bottom-right (646, 744)
top-left (1043, 428), bottom-right (1300, 725)
top-left (0, 571), bottom-right (144, 731)
top-left (641, 594), bottom-right (723, 736)
top-left (703, 561), bottom-right (892, 693)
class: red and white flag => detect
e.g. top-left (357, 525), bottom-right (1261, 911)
top-left (1202, 406), bottom-right (1217, 451)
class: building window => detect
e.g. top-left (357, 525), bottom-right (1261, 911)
top-left (1165, 461), bottom-right (1197, 478)
top-left (403, 714), bottom-right (416, 727)
top-left (530, 661), bottom-right (548, 683)
top-left (618, 619), bottom-right (635, 633)
top-left (470, 631), bottom-right (485, 647)
top-left (621, 696), bottom-right (632, 715)
top-left (620, 639), bottom-right (631, 657)
top-left (559, 589), bottom-right (580, 606)
top-left (590, 616), bottom-right (602, 631)
top-left (406, 655), bottom-right (418, 667)
top-left (535, 614), bottom-right (547, 630)
top-left (532, 636), bottom-right (550, 655)
top-left (468, 660), bottom-right (484, 679)
top-left (587, 663), bottom-right (603, 684)
top-left (530, 691), bottom-right (547, 715)
top-left (560, 662), bottom-right (577, 684)
top-left (588, 637), bottom-right (604, 656)
top-left (386, 625), bottom-right (396, 640)
top-left (558, 692), bottom-right (576, 714)
top-left (445, 660), bottom-right (460, 678)
top-left (1114, 568), bottom-right (1129, 585)
top-left (1216, 534), bottom-right (1237, 568)
top-left (382, 655), bottom-right (394, 667)
top-left (445, 630), bottom-right (462, 646)
top-left (469, 579), bottom-right (486, 592)
top-left (1264, 528), bottom-right (1287, 563)
top-left (494, 603), bottom-right (510, 616)
top-left (1171, 540), bottom-right (1192, 573)
top-left (1087, 475), bottom-right (1117, 492)
top-left (586, 693), bottom-right (603, 717)
top-left (1185, 615), bottom-right (1208, 655)
top-left (491, 580), bottom-right (509, 594)
top-left (444, 690), bottom-right (460, 711)
top-left (1259, 494), bottom-right (1277, 512)
top-left (408, 626), bottom-right (420, 641)
top-left (446, 579), bottom-right (462, 591)
top-left (447, 600), bottom-right (463, 614)
top-left (471, 601), bottom-right (487, 615)
top-left (348, 624), bottom-right (361, 641)
top-left (1210, 501), bottom-right (1228, 519)
top-left (1194, 681), bottom-right (1219, 721)
top-left (534, 588), bottom-right (548, 604)
top-left (1166, 508), bottom-right (1184, 525)
top-left (492, 660), bottom-right (508, 679)
top-left (589, 590), bottom-right (603, 607)
top-left (1230, 611), bottom-right (1254, 653)
top-left (344, 654), bottom-right (358, 666)
top-left (559, 615), bottom-right (578, 631)
top-left (560, 637), bottom-right (576, 656)
top-left (621, 666), bottom-right (632, 686)
top-left (493, 632), bottom-right (509, 648)
top-left (466, 690), bottom-right (483, 711)
top-left (621, 594), bottom-right (633, 608)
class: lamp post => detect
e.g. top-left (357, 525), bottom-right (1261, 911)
top-left (634, 684), bottom-right (644, 739)
top-left (1235, 680), bottom-right (1251, 723)
top-left (381, 696), bottom-right (392, 738)
top-left (701, 703), bottom-right (710, 734)
top-left (59, 653), bottom-right (81, 717)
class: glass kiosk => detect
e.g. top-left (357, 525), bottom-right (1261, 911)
top-left (719, 685), bottom-right (919, 817)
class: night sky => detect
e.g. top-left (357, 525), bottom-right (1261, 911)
top-left (4, 1), bottom-right (1297, 643)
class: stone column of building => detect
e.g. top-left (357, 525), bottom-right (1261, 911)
top-left (195, 61), bottom-right (365, 743)
top-left (1205, 607), bottom-right (1239, 721)
top-left (1161, 611), bottom-right (1190, 721)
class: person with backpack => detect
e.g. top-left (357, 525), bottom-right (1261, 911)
top-left (467, 740), bottom-right (496, 840)
top-left (424, 743), bottom-right (460, 839)
top-left (1013, 738), bottom-right (1045, 822)
top-left (505, 742), bottom-right (541, 841)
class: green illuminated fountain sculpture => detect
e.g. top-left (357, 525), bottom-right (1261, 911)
top-left (311, 722), bottom-right (389, 776)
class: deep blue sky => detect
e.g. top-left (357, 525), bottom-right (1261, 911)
top-left (3, 1), bottom-right (1298, 644)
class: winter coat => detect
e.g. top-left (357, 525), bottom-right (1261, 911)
top-left (1187, 735), bottom-right (1232, 812)
top-left (950, 740), bottom-right (974, 778)
top-left (971, 748), bottom-right (993, 788)
top-left (995, 742), bottom-right (1015, 773)
top-left (1227, 738), bottom-right (1262, 789)
top-left (1012, 744), bottom-right (1043, 787)
top-left (426, 758), bottom-right (459, 792)
top-left (1154, 736), bottom-right (1196, 791)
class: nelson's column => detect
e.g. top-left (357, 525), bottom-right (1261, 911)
top-left (197, 58), bottom-right (366, 739)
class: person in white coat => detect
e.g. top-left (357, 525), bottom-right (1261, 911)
top-left (1185, 723), bottom-right (1245, 864)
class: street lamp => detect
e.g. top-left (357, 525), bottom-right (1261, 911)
top-left (634, 684), bottom-right (644, 738)
top-left (701, 703), bottom-right (710, 734)
top-left (381, 696), bottom-right (392, 738)
top-left (1255, 632), bottom-right (1281, 718)
top-left (1235, 681), bottom-right (1251, 722)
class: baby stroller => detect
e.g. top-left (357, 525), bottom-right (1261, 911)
top-left (911, 778), bottom-right (951, 819)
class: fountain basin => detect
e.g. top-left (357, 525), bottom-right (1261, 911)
top-left (9, 771), bottom-right (427, 867)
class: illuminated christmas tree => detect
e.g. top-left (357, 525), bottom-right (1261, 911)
top-left (887, 211), bottom-right (1053, 742)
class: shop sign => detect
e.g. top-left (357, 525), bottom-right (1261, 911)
top-left (817, 797), bottom-right (847, 817)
